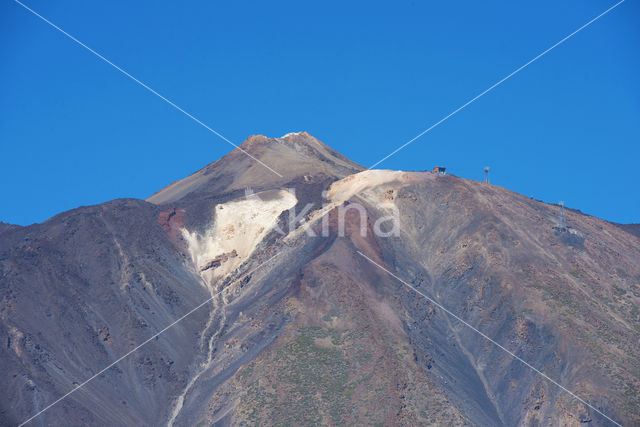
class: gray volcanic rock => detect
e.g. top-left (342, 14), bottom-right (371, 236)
top-left (1, 133), bottom-right (639, 426)
top-left (1, 199), bottom-right (210, 425)
top-left (614, 222), bottom-right (640, 239)
top-left (0, 222), bottom-right (21, 235)
top-left (146, 132), bottom-right (363, 206)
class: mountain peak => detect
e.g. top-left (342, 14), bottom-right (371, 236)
top-left (239, 131), bottom-right (320, 150)
top-left (279, 131), bottom-right (304, 138)
top-left (4, 130), bottom-right (640, 426)
top-left (147, 132), bottom-right (363, 205)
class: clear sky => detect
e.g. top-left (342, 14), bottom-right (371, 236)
top-left (1, 0), bottom-right (638, 225)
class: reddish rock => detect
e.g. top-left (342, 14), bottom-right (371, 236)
top-left (158, 208), bottom-right (186, 249)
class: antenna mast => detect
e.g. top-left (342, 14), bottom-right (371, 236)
top-left (558, 201), bottom-right (566, 229)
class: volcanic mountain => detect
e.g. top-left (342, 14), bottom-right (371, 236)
top-left (1, 132), bottom-right (639, 426)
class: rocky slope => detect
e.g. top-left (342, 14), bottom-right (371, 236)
top-left (0, 222), bottom-right (21, 235)
top-left (1, 132), bottom-right (639, 426)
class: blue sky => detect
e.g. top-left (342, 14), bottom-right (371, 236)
top-left (1, 0), bottom-right (638, 225)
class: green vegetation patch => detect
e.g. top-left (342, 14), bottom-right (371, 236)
top-left (237, 327), bottom-right (352, 425)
